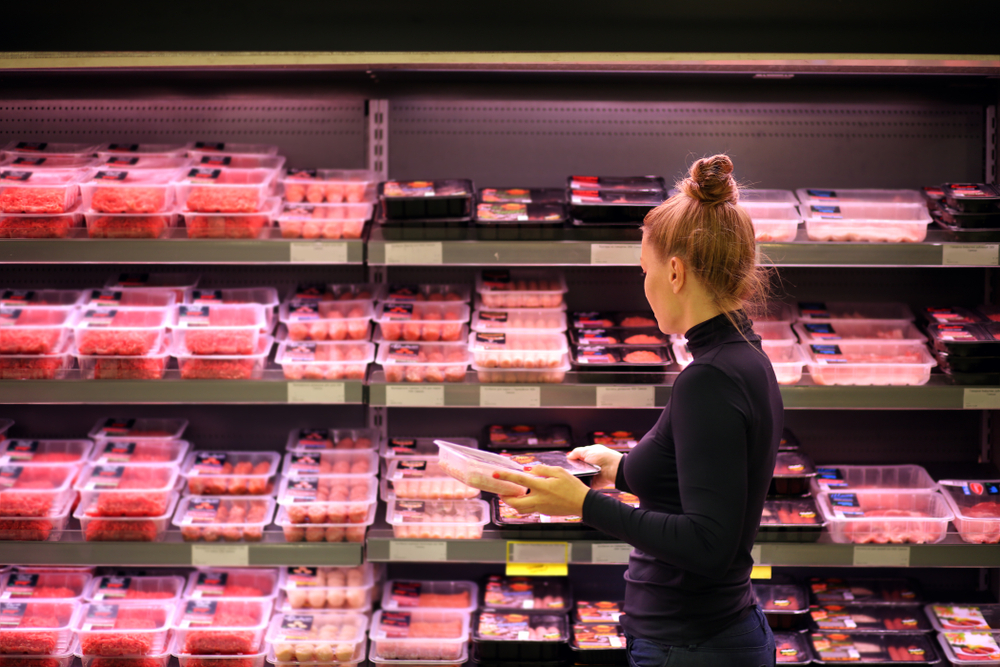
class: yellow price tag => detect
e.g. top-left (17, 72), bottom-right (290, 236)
top-left (750, 566), bottom-right (772, 580)
top-left (506, 541), bottom-right (569, 577)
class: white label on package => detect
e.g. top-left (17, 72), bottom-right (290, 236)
top-left (384, 242), bottom-right (443, 265)
top-left (596, 386), bottom-right (655, 408)
top-left (852, 546), bottom-right (910, 567)
top-left (480, 386), bottom-right (540, 408)
top-left (385, 385), bottom-right (445, 407)
top-left (389, 540), bottom-right (448, 561)
top-left (191, 544), bottom-right (250, 567)
top-left (591, 542), bottom-right (632, 564)
top-left (963, 388), bottom-right (1000, 409)
top-left (287, 382), bottom-right (346, 404)
top-left (590, 243), bottom-right (641, 265)
top-left (942, 244), bottom-right (999, 266)
top-left (290, 242), bottom-right (349, 264)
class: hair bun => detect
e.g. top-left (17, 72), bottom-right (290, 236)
top-left (678, 154), bottom-right (738, 205)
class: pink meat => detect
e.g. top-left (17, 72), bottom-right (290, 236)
top-left (88, 216), bottom-right (169, 239)
top-left (0, 189), bottom-right (72, 214)
top-left (0, 357), bottom-right (63, 380)
top-left (0, 518), bottom-right (55, 541)
top-left (0, 216), bottom-right (75, 239)
top-left (83, 520), bottom-right (158, 542)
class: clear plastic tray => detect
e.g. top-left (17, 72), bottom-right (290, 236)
top-left (1, 154), bottom-right (98, 170)
top-left (740, 202), bottom-right (801, 243)
top-left (287, 283), bottom-right (377, 303)
top-left (385, 496), bottom-right (489, 539)
top-left (472, 354), bottom-right (570, 383)
top-left (285, 428), bottom-right (378, 453)
top-left (0, 207), bottom-right (84, 238)
top-left (4, 644), bottom-right (77, 667)
top-left (468, 331), bottom-right (568, 369)
top-left (182, 197), bottom-right (280, 239)
top-left (434, 440), bottom-right (527, 496)
top-left (176, 168), bottom-right (277, 213)
top-left (794, 321), bottom-right (926, 345)
top-left (0, 308), bottom-right (72, 354)
top-left (71, 308), bottom-right (168, 356)
top-left (938, 480), bottom-right (1000, 544)
top-left (82, 288), bottom-right (176, 310)
top-left (182, 569), bottom-right (280, 600)
top-left (816, 491), bottom-right (953, 544)
top-left (0, 439), bottom-right (93, 465)
top-left (0, 464), bottom-right (77, 518)
top-left (472, 309), bottom-right (567, 333)
top-left (754, 583), bottom-right (809, 620)
top-left (810, 632), bottom-right (938, 663)
top-left (173, 335), bottom-right (273, 380)
top-left (926, 604), bottom-right (1000, 632)
top-left (83, 575), bottom-right (185, 602)
top-left (282, 450), bottom-right (378, 477)
top-left (170, 303), bottom-right (266, 355)
top-left (173, 496), bottom-right (275, 542)
top-left (265, 610), bottom-right (367, 664)
top-left (88, 417), bottom-right (188, 442)
top-left (377, 284), bottom-right (471, 304)
top-left (104, 273), bottom-right (201, 304)
top-left (812, 465), bottom-right (938, 495)
top-left (173, 643), bottom-right (267, 667)
top-left (482, 575), bottom-right (570, 612)
top-left (376, 341), bottom-right (470, 383)
top-left (274, 503), bottom-right (375, 543)
top-left (280, 582), bottom-right (372, 613)
top-left (385, 458), bottom-right (479, 500)
top-left (275, 473), bottom-right (377, 524)
top-left (802, 202), bottom-right (931, 242)
top-left (275, 340), bottom-right (374, 381)
top-left (171, 598), bottom-right (273, 656)
top-left (187, 142), bottom-right (279, 158)
top-left (381, 581), bottom-right (477, 613)
top-left (83, 210), bottom-right (180, 239)
top-left (810, 604), bottom-right (930, 633)
top-left (762, 340), bottom-right (808, 385)
top-left (272, 640), bottom-right (367, 667)
top-left (0, 599), bottom-right (80, 654)
top-left (0, 571), bottom-right (92, 601)
top-left (803, 340), bottom-right (936, 386)
top-left (570, 326), bottom-right (669, 347)
top-left (96, 142), bottom-right (189, 158)
top-left (759, 498), bottom-right (825, 539)
top-left (0, 337), bottom-right (74, 380)
top-left (0, 169), bottom-right (85, 214)
top-left (0, 493), bottom-right (73, 540)
top-left (277, 565), bottom-right (374, 611)
top-left (571, 312), bottom-right (658, 329)
top-left (75, 601), bottom-right (173, 656)
top-left (185, 288), bottom-right (279, 330)
top-left (569, 175), bottom-right (664, 192)
top-left (192, 154), bottom-right (285, 172)
top-left (476, 270), bottom-right (567, 309)
top-left (368, 641), bottom-right (466, 667)
top-left (74, 492), bottom-right (178, 542)
top-left (279, 300), bottom-right (372, 342)
top-left (181, 451), bottom-right (280, 496)
top-left (76, 337), bottom-right (171, 381)
top-left (369, 609), bottom-right (470, 661)
top-left (809, 578), bottom-right (922, 606)
top-left (3, 141), bottom-right (99, 156)
top-left (275, 202), bottom-right (371, 240)
top-left (492, 496), bottom-right (581, 527)
top-left (80, 169), bottom-right (177, 214)
top-left (98, 157), bottom-right (191, 174)
top-left (796, 188), bottom-right (925, 205)
top-left (374, 302), bottom-right (469, 343)
top-left (739, 189), bottom-right (799, 204)
top-left (0, 290), bottom-right (83, 309)
top-left (796, 302), bottom-right (914, 322)
top-left (282, 168), bottom-right (378, 204)
top-left (74, 464), bottom-right (180, 517)
top-left (87, 440), bottom-right (188, 467)
top-left (380, 437), bottom-right (477, 462)
top-left (937, 631), bottom-right (1000, 664)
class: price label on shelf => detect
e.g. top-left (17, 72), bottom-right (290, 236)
top-left (591, 542), bottom-right (631, 564)
top-left (942, 244), bottom-right (999, 266)
top-left (596, 386), bottom-right (655, 408)
top-left (389, 541), bottom-right (447, 561)
top-left (384, 242), bottom-right (443, 265)
top-left (287, 382), bottom-right (345, 404)
top-left (385, 385), bottom-right (445, 407)
top-left (963, 388), bottom-right (1000, 409)
top-left (480, 386), bottom-right (540, 408)
top-left (289, 242), bottom-right (349, 264)
top-left (853, 546), bottom-right (910, 567)
top-left (590, 243), bottom-right (640, 265)
top-left (507, 541), bottom-right (569, 576)
top-left (191, 544), bottom-right (249, 567)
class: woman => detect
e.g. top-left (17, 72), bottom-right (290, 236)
top-left (493, 154), bottom-right (782, 667)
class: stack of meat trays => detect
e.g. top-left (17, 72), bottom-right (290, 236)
top-left (759, 432), bottom-right (825, 543)
top-left (474, 187), bottom-right (567, 240)
top-left (567, 175), bottom-right (665, 226)
top-left (570, 600), bottom-right (627, 666)
top-left (471, 575), bottom-right (571, 667)
top-left (922, 306), bottom-right (1000, 384)
top-left (926, 602), bottom-right (1000, 664)
top-left (0, 289), bottom-right (80, 379)
top-left (377, 179), bottom-right (475, 228)
top-left (378, 432), bottom-right (477, 476)
top-left (74, 598), bottom-right (175, 667)
top-left (170, 301), bottom-right (273, 380)
top-left (0, 582), bottom-right (81, 667)
top-left (83, 573), bottom-right (186, 603)
top-left (570, 310), bottom-right (670, 383)
top-left (278, 283), bottom-right (374, 348)
top-left (797, 188), bottom-right (932, 243)
top-left (277, 168), bottom-right (377, 240)
top-left (72, 460), bottom-right (181, 543)
top-left (277, 563), bottom-right (379, 613)
top-left (583, 429), bottom-right (642, 452)
top-left (369, 606), bottom-right (470, 667)
top-left (937, 479), bottom-right (1000, 544)
top-left (79, 157), bottom-right (187, 238)
top-left (267, 607), bottom-right (368, 667)
top-left (754, 580), bottom-right (810, 633)
top-left (275, 430), bottom-right (378, 543)
top-left (927, 182), bottom-right (1000, 242)
top-left (0, 432), bottom-right (83, 540)
top-left (739, 189), bottom-right (802, 242)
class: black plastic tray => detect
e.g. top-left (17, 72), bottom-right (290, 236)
top-left (484, 424), bottom-right (573, 451)
top-left (932, 217), bottom-right (1000, 242)
top-left (927, 322), bottom-right (1000, 357)
top-left (568, 175), bottom-right (666, 192)
top-left (934, 204), bottom-right (1000, 228)
top-left (479, 188), bottom-right (566, 204)
top-left (779, 428), bottom-right (801, 451)
top-left (934, 351), bottom-right (1000, 374)
top-left (571, 311), bottom-right (659, 329)
top-left (571, 345), bottom-right (670, 384)
top-left (379, 179), bottom-right (474, 220)
top-left (473, 611), bottom-right (570, 661)
top-left (942, 182), bottom-right (1000, 213)
top-left (570, 624), bottom-right (627, 666)
top-left (570, 326), bottom-right (668, 347)
top-left (569, 191), bottom-right (662, 224)
top-left (940, 367), bottom-right (1000, 385)
top-left (475, 203), bottom-right (568, 227)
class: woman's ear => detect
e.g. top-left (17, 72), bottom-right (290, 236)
top-left (669, 256), bottom-right (686, 294)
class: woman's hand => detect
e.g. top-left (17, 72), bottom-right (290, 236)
top-left (567, 445), bottom-right (622, 489)
top-left (494, 465), bottom-right (591, 517)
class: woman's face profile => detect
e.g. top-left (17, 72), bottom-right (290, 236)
top-left (640, 235), bottom-right (678, 335)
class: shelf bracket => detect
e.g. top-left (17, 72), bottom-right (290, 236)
top-left (987, 104), bottom-right (997, 185)
top-left (367, 99), bottom-right (389, 181)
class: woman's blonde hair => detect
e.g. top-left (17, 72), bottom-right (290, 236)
top-left (642, 154), bottom-right (769, 323)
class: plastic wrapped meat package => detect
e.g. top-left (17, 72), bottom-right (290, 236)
top-left (809, 604), bottom-right (930, 633)
top-left (182, 569), bottom-right (280, 600)
top-left (433, 440), bottom-right (528, 496)
top-left (941, 183), bottom-right (1000, 213)
top-left (587, 430), bottom-right (640, 452)
top-left (761, 341), bottom-right (808, 385)
top-left (569, 190), bottom-right (663, 224)
top-left (275, 499), bottom-right (375, 544)
top-left (83, 576), bottom-right (185, 602)
top-left (469, 331), bottom-right (568, 369)
top-left (74, 464), bottom-right (179, 518)
top-left (482, 576), bottom-right (570, 612)
top-left (492, 497), bottom-right (581, 527)
top-left (0, 600), bottom-right (79, 655)
top-left (809, 578), bottom-right (922, 606)
top-left (172, 496), bottom-right (275, 542)
top-left (285, 428), bottom-right (378, 453)
top-left (77, 337), bottom-right (170, 381)
top-left (802, 201), bottom-right (931, 242)
top-left (571, 312), bottom-right (658, 329)
top-left (275, 202), bottom-right (371, 240)
top-left (275, 473), bottom-right (377, 536)
top-left (938, 631), bottom-right (1000, 664)
top-left (478, 188), bottom-right (565, 204)
top-left (472, 309), bottom-right (567, 334)
top-left (279, 300), bottom-right (372, 343)
top-left (0, 572), bottom-right (92, 602)
top-left (183, 198), bottom-right (280, 239)
top-left (281, 450), bottom-right (377, 477)
top-left (0, 309), bottom-right (72, 355)
top-left (938, 480), bottom-right (1000, 544)
top-left (72, 308), bottom-right (167, 356)
top-left (266, 610), bottom-right (366, 664)
top-left (186, 142), bottom-right (278, 160)
top-left (473, 611), bottom-right (568, 661)
top-left (571, 623), bottom-right (626, 664)
top-left (0, 154), bottom-right (98, 170)
top-left (794, 320), bottom-right (927, 345)
top-left (175, 168), bottom-right (277, 214)
top-left (83, 210), bottom-right (179, 239)
top-left (485, 424), bottom-right (572, 451)
top-left (103, 274), bottom-right (201, 306)
top-left (752, 583), bottom-right (809, 630)
top-left (171, 304), bottom-right (265, 356)
top-left (375, 302), bottom-right (468, 343)
top-left (369, 609), bottom-right (469, 661)
top-left (74, 601), bottom-right (173, 656)
top-left (810, 632), bottom-right (938, 663)
top-left (94, 142), bottom-right (189, 159)
top-left (80, 169), bottom-right (177, 214)
top-left (378, 179), bottom-right (474, 221)
top-left (282, 168), bottom-right (376, 203)
top-left (796, 301), bottom-right (914, 322)
top-left (0, 488), bottom-right (75, 542)
top-left (570, 326), bottom-right (667, 346)
top-left (771, 451), bottom-right (817, 495)
top-left (171, 598), bottom-right (273, 656)
top-left (758, 498), bottom-right (825, 543)
top-left (278, 565), bottom-right (374, 611)
top-left (816, 491), bottom-right (953, 544)
top-left (0, 208), bottom-right (84, 239)
top-left (475, 202), bottom-right (567, 226)
top-left (803, 341), bottom-right (936, 386)
top-left (3, 141), bottom-right (100, 157)
top-left (88, 417), bottom-right (188, 443)
top-left (276, 341), bottom-right (373, 381)
top-left (473, 356), bottom-right (569, 383)
top-left (173, 336), bottom-right (273, 380)
top-left (926, 603), bottom-right (1000, 633)
top-left (385, 496), bottom-right (489, 539)
top-left (288, 283), bottom-right (376, 304)
top-left (0, 338), bottom-right (74, 380)
top-left (0, 439), bottom-right (93, 466)
top-left (184, 288), bottom-right (278, 332)
top-left (773, 631), bottom-right (812, 664)
top-left (376, 342), bottom-right (469, 383)
top-left (380, 581), bottom-right (476, 613)
top-left (0, 170), bottom-right (85, 214)
top-left (0, 464), bottom-right (76, 519)
top-left (810, 464), bottom-right (937, 495)
top-left (739, 201), bottom-right (801, 242)
top-left (380, 437), bottom-right (476, 465)
top-left (385, 458), bottom-right (480, 500)
top-left (476, 270), bottom-right (567, 309)
top-left (181, 451), bottom-right (279, 496)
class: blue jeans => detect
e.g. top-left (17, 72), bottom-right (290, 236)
top-left (626, 606), bottom-right (775, 667)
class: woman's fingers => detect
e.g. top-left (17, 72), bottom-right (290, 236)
top-left (492, 468), bottom-right (537, 489)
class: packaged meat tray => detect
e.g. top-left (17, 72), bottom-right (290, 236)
top-left (0, 170), bottom-right (85, 214)
top-left (810, 632), bottom-right (938, 664)
top-left (758, 497), bottom-right (825, 542)
top-left (568, 190), bottom-right (662, 224)
top-left (816, 491), bottom-right (953, 544)
top-left (926, 604), bottom-right (1000, 632)
top-left (937, 631), bottom-right (1000, 664)
top-left (270, 640), bottom-right (365, 667)
top-left (72, 308), bottom-right (168, 356)
top-left (369, 609), bottom-right (470, 661)
top-left (380, 436), bottom-right (476, 463)
top-left (275, 473), bottom-right (377, 524)
top-left (183, 570), bottom-right (279, 601)
top-left (275, 503), bottom-right (374, 543)
top-left (83, 576), bottom-right (184, 603)
top-left (479, 188), bottom-right (565, 204)
top-left (811, 465), bottom-right (937, 495)
top-left (571, 345), bottom-right (669, 382)
top-left (941, 183), bottom-right (1000, 213)
top-left (571, 312), bottom-right (658, 329)
top-left (484, 424), bottom-right (572, 451)
top-left (286, 428), bottom-right (378, 453)
top-left (933, 204), bottom-right (1000, 229)
top-left (2, 643), bottom-right (77, 667)
top-left (181, 451), bottom-right (279, 496)
top-left (79, 170), bottom-right (177, 214)
top-left (187, 142), bottom-right (278, 159)
top-left (810, 578), bottom-right (922, 606)
top-left (476, 271), bottom-right (567, 309)
top-left (482, 576), bottom-right (570, 612)
top-left (472, 309), bottom-right (567, 334)
top-left (0, 339), bottom-right (74, 380)
top-left (170, 304), bottom-right (266, 356)
top-left (376, 342), bottom-right (470, 383)
top-left (104, 274), bottom-right (200, 305)
top-left (920, 306), bottom-right (987, 326)
top-left (172, 598), bottom-right (273, 656)
top-left (276, 340), bottom-right (374, 381)
top-left (282, 450), bottom-right (377, 477)
top-left (0, 439), bottom-right (93, 466)
top-left (473, 611), bottom-right (568, 661)
top-left (569, 326), bottom-right (667, 346)
top-left (378, 180), bottom-right (473, 221)
top-left (498, 450), bottom-right (598, 476)
top-left (803, 340), bottom-right (936, 386)
top-left (81, 290), bottom-right (176, 311)
top-left (762, 341), bottom-right (808, 385)
top-left (587, 430), bottom-right (640, 452)
top-left (795, 320), bottom-right (926, 345)
top-left (176, 168), bottom-right (277, 214)
top-left (87, 439), bottom-right (189, 467)
top-left (474, 202), bottom-right (567, 226)
top-left (194, 154), bottom-right (285, 172)
top-left (95, 143), bottom-right (189, 159)
top-left (172, 644), bottom-right (267, 667)
top-left (0, 464), bottom-right (76, 518)
top-left (172, 496), bottom-right (275, 542)
top-left (288, 283), bottom-right (376, 304)
top-left (797, 301), bottom-right (914, 322)
top-left (492, 497), bottom-right (582, 527)
top-left (0, 290), bottom-right (82, 310)
top-left (754, 583), bottom-right (809, 630)
top-left (810, 604), bottom-right (930, 633)
top-left (0, 154), bottom-right (98, 170)
top-left (385, 495), bottom-right (489, 539)
top-left (277, 565), bottom-right (374, 612)
top-left (279, 300), bottom-right (372, 343)
top-left (433, 440), bottom-right (528, 496)
top-left (76, 338), bottom-right (171, 381)
top-left (265, 610), bottom-right (366, 664)
top-left (281, 169), bottom-right (377, 203)
top-left (0, 308), bottom-right (71, 355)
top-left (83, 211), bottom-right (179, 239)
top-left (796, 188), bottom-right (924, 205)
top-left (569, 175), bottom-right (665, 192)
top-left (173, 336), bottom-right (273, 380)
top-left (381, 581), bottom-right (476, 613)
top-left (802, 202), bottom-right (932, 242)
top-left (472, 355), bottom-right (569, 383)
top-left (0, 573), bottom-right (91, 602)
top-left (0, 208), bottom-right (83, 238)
top-left (0, 600), bottom-right (79, 655)
top-left (375, 303), bottom-right (468, 343)
top-left (376, 283), bottom-right (470, 304)
top-left (88, 417), bottom-right (188, 442)
top-left (384, 458), bottom-right (479, 500)
top-left (926, 323), bottom-right (1000, 358)
top-left (75, 464), bottom-right (180, 517)
top-left (0, 495), bottom-right (73, 541)
top-left (740, 189), bottom-right (799, 204)
top-left (938, 480), bottom-right (1000, 544)
top-left (575, 601), bottom-right (622, 625)
top-left (275, 202), bottom-right (370, 239)
top-left (771, 450), bottom-right (816, 495)
top-left (3, 141), bottom-right (99, 157)
top-left (74, 601), bottom-right (173, 656)
top-left (740, 201), bottom-right (801, 243)
top-left (185, 288), bottom-right (278, 332)
top-left (773, 631), bottom-right (813, 665)
top-left (470, 331), bottom-right (568, 369)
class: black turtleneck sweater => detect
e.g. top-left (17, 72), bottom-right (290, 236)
top-left (581, 311), bottom-right (782, 646)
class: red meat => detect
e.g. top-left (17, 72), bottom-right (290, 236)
top-left (0, 518), bottom-right (55, 541)
top-left (83, 519), bottom-right (159, 542)
top-left (0, 607), bottom-right (67, 654)
top-left (90, 188), bottom-right (167, 214)
top-left (184, 188), bottom-right (260, 214)
top-left (88, 216), bottom-right (169, 239)
top-left (0, 658), bottom-right (62, 667)
top-left (92, 358), bottom-right (165, 380)
top-left (89, 658), bottom-right (164, 667)
top-left (967, 501), bottom-right (1000, 518)
top-left (76, 310), bottom-right (160, 356)
top-left (20, 588), bottom-right (76, 600)
top-left (0, 468), bottom-right (61, 517)
top-left (182, 309), bottom-right (258, 355)
top-left (179, 359), bottom-right (255, 380)
top-left (0, 216), bottom-right (75, 239)
top-left (0, 189), bottom-right (72, 214)
top-left (185, 215), bottom-right (268, 239)
top-left (80, 606), bottom-right (162, 656)
top-left (179, 603), bottom-right (261, 655)
top-left (87, 468), bottom-right (172, 517)
top-left (0, 358), bottom-right (63, 380)
top-left (0, 311), bottom-right (64, 354)
top-left (182, 659), bottom-right (254, 667)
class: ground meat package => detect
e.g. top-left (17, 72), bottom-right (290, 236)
top-left (172, 599), bottom-right (273, 656)
top-left (369, 608), bottom-right (470, 661)
top-left (0, 600), bottom-right (80, 655)
top-left (74, 464), bottom-right (180, 518)
top-left (182, 570), bottom-right (280, 601)
top-left (83, 576), bottom-right (185, 603)
top-left (0, 439), bottom-right (94, 466)
top-left (817, 491), bottom-right (954, 544)
top-left (73, 493), bottom-right (180, 542)
top-left (74, 601), bottom-right (173, 656)
top-left (0, 572), bottom-right (92, 602)
top-left (88, 417), bottom-right (188, 443)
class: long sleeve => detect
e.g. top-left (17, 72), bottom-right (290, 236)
top-left (614, 453), bottom-right (631, 493)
